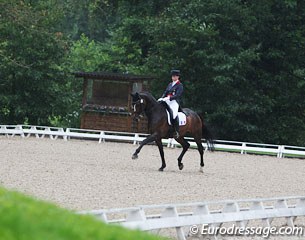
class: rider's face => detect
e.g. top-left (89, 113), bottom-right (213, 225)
top-left (171, 75), bottom-right (179, 81)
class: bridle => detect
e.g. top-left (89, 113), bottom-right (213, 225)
top-left (132, 98), bottom-right (145, 121)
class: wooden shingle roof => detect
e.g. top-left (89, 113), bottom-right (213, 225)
top-left (74, 72), bottom-right (154, 81)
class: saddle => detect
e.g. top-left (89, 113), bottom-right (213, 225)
top-left (166, 111), bottom-right (187, 126)
top-left (161, 102), bottom-right (187, 126)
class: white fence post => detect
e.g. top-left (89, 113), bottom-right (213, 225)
top-left (127, 208), bottom-right (146, 222)
top-left (161, 206), bottom-right (186, 240)
top-left (133, 133), bottom-right (139, 145)
top-left (275, 199), bottom-right (295, 227)
top-left (62, 128), bottom-right (68, 141)
top-left (97, 212), bottom-right (108, 222)
top-left (190, 204), bottom-right (210, 238)
top-left (249, 201), bottom-right (271, 227)
top-left (277, 145), bottom-right (284, 158)
top-left (297, 198), bottom-right (305, 208)
top-left (80, 196), bottom-right (305, 239)
top-left (99, 131), bottom-right (105, 143)
top-left (167, 138), bottom-right (173, 148)
top-left (65, 128), bottom-right (71, 140)
top-left (1, 124), bottom-right (305, 159)
top-left (17, 125), bottom-right (25, 138)
top-left (241, 143), bottom-right (247, 154)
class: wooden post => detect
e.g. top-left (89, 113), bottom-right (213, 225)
top-left (82, 77), bottom-right (88, 106)
top-left (128, 82), bottom-right (133, 132)
top-left (81, 77), bottom-right (89, 129)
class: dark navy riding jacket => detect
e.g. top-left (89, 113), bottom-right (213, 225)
top-left (161, 80), bottom-right (183, 103)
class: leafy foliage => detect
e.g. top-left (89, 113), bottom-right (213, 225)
top-left (1, 0), bottom-right (304, 145)
top-left (0, 187), bottom-right (164, 240)
top-left (0, 0), bottom-right (71, 125)
top-left (98, 0), bottom-right (305, 145)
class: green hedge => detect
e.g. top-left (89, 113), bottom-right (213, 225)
top-left (0, 187), bottom-right (164, 240)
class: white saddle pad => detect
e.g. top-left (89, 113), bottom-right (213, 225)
top-left (166, 111), bottom-right (187, 126)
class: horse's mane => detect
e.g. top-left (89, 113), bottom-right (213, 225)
top-left (139, 91), bottom-right (157, 102)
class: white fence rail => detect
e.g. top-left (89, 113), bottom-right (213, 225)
top-left (1, 124), bottom-right (305, 158)
top-left (80, 196), bottom-right (305, 239)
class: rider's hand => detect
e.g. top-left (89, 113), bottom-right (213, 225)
top-left (163, 96), bottom-right (170, 101)
top-left (157, 98), bottom-right (163, 102)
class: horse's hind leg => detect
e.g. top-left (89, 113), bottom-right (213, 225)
top-left (155, 138), bottom-right (166, 171)
top-left (194, 137), bottom-right (205, 172)
top-left (175, 137), bottom-right (190, 170)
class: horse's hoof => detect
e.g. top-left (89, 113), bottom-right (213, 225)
top-left (159, 165), bottom-right (166, 171)
top-left (179, 163), bottom-right (184, 170)
top-left (132, 154), bottom-right (138, 159)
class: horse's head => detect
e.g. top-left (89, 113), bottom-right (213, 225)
top-left (130, 92), bottom-right (146, 121)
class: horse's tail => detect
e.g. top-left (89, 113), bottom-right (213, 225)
top-left (199, 115), bottom-right (215, 152)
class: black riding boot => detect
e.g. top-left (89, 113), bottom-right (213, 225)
top-left (173, 117), bottom-right (180, 138)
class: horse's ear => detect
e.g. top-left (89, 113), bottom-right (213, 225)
top-left (130, 93), bottom-right (135, 97)
top-left (135, 92), bottom-right (140, 97)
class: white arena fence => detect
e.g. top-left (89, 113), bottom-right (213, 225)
top-left (79, 196), bottom-right (305, 240)
top-left (1, 124), bottom-right (305, 158)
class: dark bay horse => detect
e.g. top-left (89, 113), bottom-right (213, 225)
top-left (131, 92), bottom-right (214, 172)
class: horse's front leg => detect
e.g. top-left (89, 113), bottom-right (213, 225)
top-left (132, 133), bottom-right (157, 159)
top-left (155, 138), bottom-right (166, 171)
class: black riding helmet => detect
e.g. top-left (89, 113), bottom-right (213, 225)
top-left (171, 69), bottom-right (180, 76)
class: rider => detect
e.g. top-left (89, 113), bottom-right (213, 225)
top-left (158, 69), bottom-right (183, 138)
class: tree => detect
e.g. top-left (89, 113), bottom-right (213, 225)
top-left (1, 0), bottom-right (304, 144)
top-left (98, 0), bottom-right (305, 145)
top-left (58, 0), bottom-right (119, 41)
top-left (0, 0), bottom-right (71, 125)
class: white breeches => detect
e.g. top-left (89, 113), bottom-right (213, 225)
top-left (165, 99), bottom-right (179, 119)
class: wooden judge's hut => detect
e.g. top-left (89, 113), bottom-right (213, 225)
top-left (75, 72), bottom-right (154, 133)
